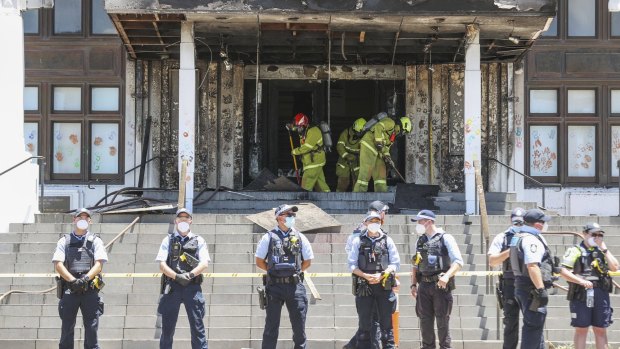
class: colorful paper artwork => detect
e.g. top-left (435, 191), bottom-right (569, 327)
top-left (53, 123), bottom-right (81, 174)
top-left (23, 123), bottom-right (38, 155)
top-left (568, 126), bottom-right (595, 177)
top-left (530, 125), bottom-right (558, 176)
top-left (92, 123), bottom-right (118, 174)
top-left (611, 126), bottom-right (620, 176)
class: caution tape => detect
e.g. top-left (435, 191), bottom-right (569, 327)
top-left (5, 270), bottom-right (616, 278)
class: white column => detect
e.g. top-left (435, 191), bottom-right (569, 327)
top-left (0, 3), bottom-right (39, 232)
top-left (512, 63), bottom-right (526, 200)
top-left (464, 24), bottom-right (482, 214)
top-left (178, 21), bottom-right (196, 211)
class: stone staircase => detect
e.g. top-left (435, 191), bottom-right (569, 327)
top-left (0, 213), bottom-right (620, 348)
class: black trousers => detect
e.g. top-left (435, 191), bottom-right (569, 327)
top-left (262, 282), bottom-right (308, 349)
top-left (501, 281), bottom-right (520, 349)
top-left (355, 284), bottom-right (396, 349)
top-left (58, 290), bottom-right (102, 349)
top-left (416, 281), bottom-right (453, 349)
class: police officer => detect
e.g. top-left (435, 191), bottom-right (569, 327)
top-left (52, 208), bottom-right (108, 349)
top-left (348, 211), bottom-right (400, 349)
top-left (255, 204), bottom-right (314, 349)
top-left (410, 209), bottom-right (463, 349)
top-left (509, 208), bottom-right (556, 349)
top-left (156, 208), bottom-right (210, 349)
top-left (336, 118), bottom-right (365, 192)
top-left (353, 116), bottom-right (411, 193)
top-left (488, 207), bottom-right (525, 349)
top-left (560, 223), bottom-right (619, 349)
top-left (289, 113), bottom-right (330, 192)
top-left (344, 200), bottom-right (390, 349)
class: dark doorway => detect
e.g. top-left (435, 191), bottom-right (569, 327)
top-left (245, 79), bottom-right (405, 190)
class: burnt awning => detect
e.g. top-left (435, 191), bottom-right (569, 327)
top-left (105, 0), bottom-right (556, 64)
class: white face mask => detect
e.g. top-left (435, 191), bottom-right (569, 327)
top-left (541, 222), bottom-right (549, 232)
top-left (76, 219), bottom-right (89, 230)
top-left (284, 216), bottom-right (295, 229)
top-left (177, 221), bottom-right (190, 233)
top-left (415, 223), bottom-right (426, 235)
top-left (367, 223), bottom-right (381, 233)
top-left (587, 237), bottom-right (598, 247)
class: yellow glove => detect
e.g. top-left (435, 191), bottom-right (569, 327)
top-left (381, 271), bottom-right (390, 288)
top-left (413, 252), bottom-right (423, 266)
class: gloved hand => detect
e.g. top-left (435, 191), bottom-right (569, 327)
top-left (533, 288), bottom-right (549, 307)
top-left (69, 276), bottom-right (89, 292)
top-left (175, 272), bottom-right (192, 287)
top-left (375, 142), bottom-right (384, 151)
top-left (291, 148), bottom-right (300, 156)
top-left (344, 153), bottom-right (356, 162)
top-left (383, 154), bottom-right (395, 168)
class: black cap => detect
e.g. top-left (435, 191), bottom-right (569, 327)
top-left (73, 208), bottom-right (92, 218)
top-left (583, 222), bottom-right (604, 234)
top-left (368, 200), bottom-right (389, 213)
top-left (511, 207), bottom-right (525, 223)
top-left (274, 204), bottom-right (298, 217)
top-left (176, 208), bottom-right (193, 218)
top-left (523, 209), bottom-right (551, 223)
top-left (410, 209), bottom-right (436, 222)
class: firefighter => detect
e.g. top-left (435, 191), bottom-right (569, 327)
top-left (289, 113), bottom-right (330, 192)
top-left (488, 208), bottom-right (526, 349)
top-left (336, 118), bottom-right (365, 192)
top-left (560, 223), bottom-right (619, 349)
top-left (353, 116), bottom-right (411, 193)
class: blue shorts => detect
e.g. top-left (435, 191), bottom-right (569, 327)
top-left (569, 287), bottom-right (613, 328)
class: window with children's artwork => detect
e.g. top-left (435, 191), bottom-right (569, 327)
top-left (567, 126), bottom-right (596, 178)
top-left (52, 123), bottom-right (82, 174)
top-left (24, 123), bottom-right (39, 157)
top-left (529, 125), bottom-right (559, 177)
top-left (91, 123), bottom-right (119, 174)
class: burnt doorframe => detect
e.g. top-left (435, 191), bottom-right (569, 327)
top-left (266, 80), bottom-right (326, 176)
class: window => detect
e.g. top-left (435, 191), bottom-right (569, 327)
top-left (91, 123), bottom-right (119, 174)
top-left (23, 9), bottom-right (39, 35)
top-left (91, 0), bottom-right (115, 34)
top-left (24, 123), bottom-right (39, 156)
top-left (52, 122), bottom-right (82, 174)
top-left (612, 12), bottom-right (620, 37)
top-left (611, 126), bottom-right (620, 176)
top-left (542, 16), bottom-right (558, 37)
top-left (530, 89), bottom-right (558, 114)
top-left (567, 125), bottom-right (596, 177)
top-left (91, 87), bottom-right (119, 112)
top-left (53, 86), bottom-right (82, 112)
top-left (568, 0), bottom-right (596, 37)
top-left (611, 90), bottom-right (620, 114)
top-left (24, 86), bottom-right (39, 112)
top-left (54, 0), bottom-right (82, 34)
top-left (567, 89), bottom-right (596, 114)
top-left (529, 125), bottom-right (559, 177)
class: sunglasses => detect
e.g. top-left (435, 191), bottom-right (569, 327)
top-left (590, 233), bottom-right (604, 238)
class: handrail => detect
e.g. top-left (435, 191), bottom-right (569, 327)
top-left (0, 156), bottom-right (44, 177)
top-left (0, 217), bottom-right (140, 304)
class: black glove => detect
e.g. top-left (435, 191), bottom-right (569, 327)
top-left (69, 276), bottom-right (89, 292)
top-left (383, 154), bottom-right (395, 168)
top-left (531, 287), bottom-right (549, 308)
top-left (175, 273), bottom-right (192, 287)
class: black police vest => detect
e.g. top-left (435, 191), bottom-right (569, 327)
top-left (64, 233), bottom-right (95, 276)
top-left (166, 235), bottom-right (201, 272)
top-left (509, 232), bottom-right (554, 288)
top-left (266, 229), bottom-right (302, 277)
top-left (416, 233), bottom-right (451, 276)
top-left (357, 234), bottom-right (390, 273)
top-left (501, 229), bottom-right (516, 279)
top-left (573, 244), bottom-right (609, 278)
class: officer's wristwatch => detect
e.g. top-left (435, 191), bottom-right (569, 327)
top-left (601, 249), bottom-right (609, 254)
top-left (189, 272), bottom-right (195, 279)
top-left (410, 284), bottom-right (417, 289)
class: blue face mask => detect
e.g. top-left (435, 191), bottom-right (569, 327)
top-left (284, 216), bottom-right (295, 228)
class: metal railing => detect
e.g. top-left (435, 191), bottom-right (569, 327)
top-left (0, 156), bottom-right (44, 177)
top-left (485, 157), bottom-right (562, 210)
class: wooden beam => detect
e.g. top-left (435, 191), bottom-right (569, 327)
top-left (110, 14), bottom-right (136, 59)
top-left (260, 22), bottom-right (328, 32)
top-left (359, 31), bottom-right (365, 43)
top-left (244, 64), bottom-right (404, 80)
top-left (152, 21), bottom-right (166, 48)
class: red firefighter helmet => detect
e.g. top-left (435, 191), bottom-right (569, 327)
top-left (294, 113), bottom-right (309, 128)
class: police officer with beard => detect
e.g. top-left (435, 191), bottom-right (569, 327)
top-left (509, 208), bottom-right (556, 349)
top-left (560, 223), bottom-right (619, 349)
top-left (255, 204), bottom-right (314, 349)
top-left (410, 209), bottom-right (463, 349)
top-left (156, 208), bottom-right (210, 349)
top-left (488, 208), bottom-right (525, 349)
top-left (52, 208), bottom-right (108, 349)
top-left (348, 211), bottom-right (400, 349)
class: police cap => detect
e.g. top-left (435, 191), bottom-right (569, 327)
top-left (73, 208), bottom-right (92, 218)
top-left (274, 204), bottom-right (298, 217)
top-left (583, 222), bottom-right (604, 234)
top-left (511, 207), bottom-right (525, 224)
top-left (176, 208), bottom-right (193, 218)
top-left (410, 209), bottom-right (436, 222)
top-left (368, 200), bottom-right (389, 213)
top-left (523, 208), bottom-right (551, 223)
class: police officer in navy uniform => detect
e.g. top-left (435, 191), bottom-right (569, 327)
top-left (255, 204), bottom-right (314, 349)
top-left (488, 207), bottom-right (525, 349)
top-left (348, 211), bottom-right (400, 349)
top-left (560, 223), bottom-right (619, 349)
top-left (410, 209), bottom-right (463, 349)
top-left (343, 200), bottom-right (389, 349)
top-left (156, 208), bottom-right (210, 349)
top-left (509, 208), bottom-right (556, 349)
top-left (52, 208), bottom-right (108, 349)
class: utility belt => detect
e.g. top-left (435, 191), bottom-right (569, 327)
top-left (263, 273), bottom-right (303, 285)
top-left (352, 272), bottom-right (396, 296)
top-left (55, 273), bottom-right (105, 299)
top-left (567, 276), bottom-right (613, 301)
top-left (417, 272), bottom-right (455, 291)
